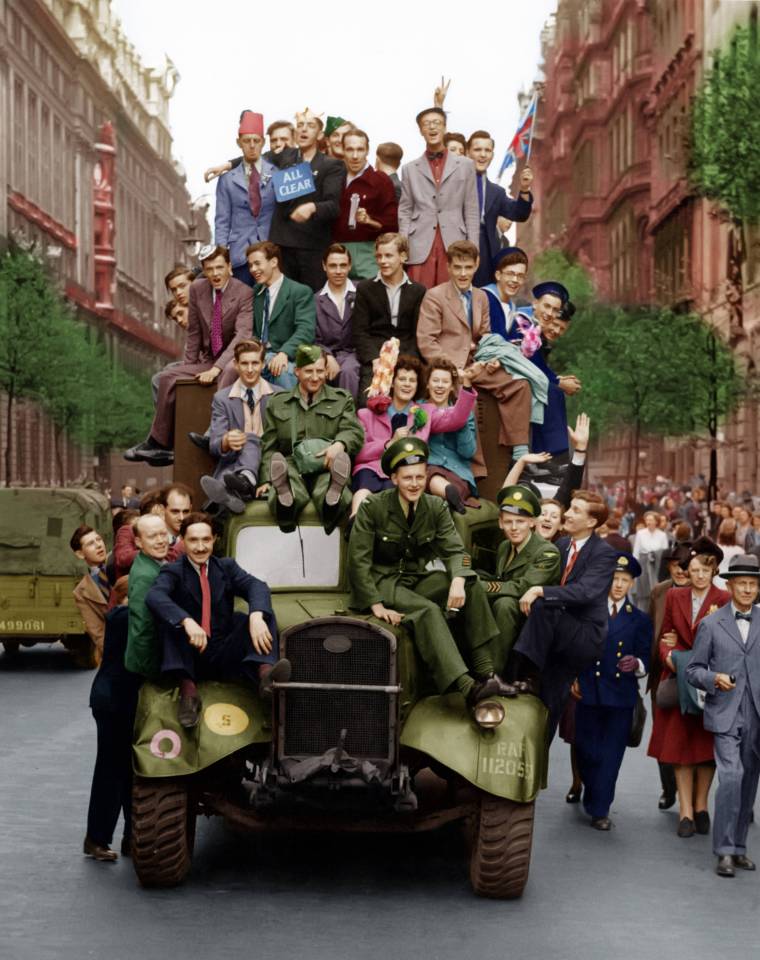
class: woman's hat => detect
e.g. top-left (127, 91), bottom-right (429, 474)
top-left (682, 535), bottom-right (724, 569)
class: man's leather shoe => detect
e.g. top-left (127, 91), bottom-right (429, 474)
top-left (492, 674), bottom-right (519, 698)
top-left (694, 809), bottom-right (710, 834)
top-left (733, 854), bottom-right (756, 871)
top-left (716, 855), bottom-right (735, 877)
top-left (259, 658), bottom-right (292, 699)
top-left (124, 442), bottom-right (173, 466)
top-left (224, 472), bottom-right (256, 500)
top-left (120, 836), bottom-right (132, 857)
top-left (466, 675), bottom-right (504, 713)
top-left (591, 817), bottom-right (612, 831)
top-left (325, 450), bottom-right (351, 508)
top-left (83, 836), bottom-right (118, 861)
top-left (658, 791), bottom-right (676, 810)
top-left (188, 431), bottom-right (210, 451)
top-left (269, 453), bottom-right (294, 508)
top-left (178, 693), bottom-right (201, 729)
top-left (201, 475), bottom-right (245, 514)
top-left (677, 817), bottom-right (695, 838)
top-left (566, 788), bottom-right (582, 804)
top-left (514, 677), bottom-right (540, 696)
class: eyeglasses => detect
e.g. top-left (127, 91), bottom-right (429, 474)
top-left (501, 270), bottom-right (526, 280)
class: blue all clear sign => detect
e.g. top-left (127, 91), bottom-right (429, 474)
top-left (272, 163), bottom-right (316, 203)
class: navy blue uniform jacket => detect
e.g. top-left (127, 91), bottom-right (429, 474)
top-left (474, 180), bottom-right (533, 286)
top-left (543, 534), bottom-right (618, 643)
top-left (146, 556), bottom-right (275, 643)
top-left (578, 600), bottom-right (652, 708)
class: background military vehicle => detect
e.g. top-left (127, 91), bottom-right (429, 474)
top-left (0, 487), bottom-right (112, 667)
top-left (130, 499), bottom-right (548, 899)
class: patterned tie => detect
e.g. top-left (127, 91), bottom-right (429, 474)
top-left (199, 563), bottom-right (212, 637)
top-left (93, 566), bottom-right (110, 600)
top-left (211, 289), bottom-right (223, 358)
top-left (735, 611), bottom-right (752, 622)
top-left (245, 387), bottom-right (256, 412)
top-left (560, 541), bottom-right (578, 586)
top-left (261, 287), bottom-right (271, 346)
top-left (463, 289), bottom-right (473, 328)
top-left (248, 164), bottom-right (262, 218)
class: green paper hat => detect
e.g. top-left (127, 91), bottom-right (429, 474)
top-left (325, 116), bottom-right (348, 136)
top-left (381, 437), bottom-right (429, 477)
top-left (496, 484), bottom-right (541, 518)
top-left (295, 344), bottom-right (323, 368)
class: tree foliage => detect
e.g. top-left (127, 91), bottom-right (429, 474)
top-left (690, 19), bottom-right (760, 223)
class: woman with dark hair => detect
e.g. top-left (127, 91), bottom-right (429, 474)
top-left (349, 354), bottom-right (477, 518)
top-left (647, 538), bottom-right (730, 837)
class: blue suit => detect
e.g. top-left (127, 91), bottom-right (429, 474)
top-left (215, 158), bottom-right (276, 270)
top-left (687, 604), bottom-right (760, 856)
top-left (530, 345), bottom-right (568, 455)
top-left (146, 555), bottom-right (279, 682)
top-left (473, 178), bottom-right (532, 287)
top-left (575, 599), bottom-right (653, 818)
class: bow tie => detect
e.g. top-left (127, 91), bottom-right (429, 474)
top-left (735, 611), bottom-right (752, 622)
top-left (426, 151), bottom-right (444, 160)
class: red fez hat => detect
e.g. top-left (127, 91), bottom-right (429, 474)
top-left (239, 111), bottom-right (264, 137)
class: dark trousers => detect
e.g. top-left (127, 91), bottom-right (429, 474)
top-left (86, 709), bottom-right (135, 847)
top-left (232, 264), bottom-right (255, 287)
top-left (161, 610), bottom-right (279, 682)
top-left (575, 703), bottom-right (633, 819)
top-left (514, 599), bottom-right (604, 739)
top-left (279, 246), bottom-right (325, 292)
top-left (712, 692), bottom-right (760, 856)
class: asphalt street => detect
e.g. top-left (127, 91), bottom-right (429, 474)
top-left (2, 644), bottom-right (759, 960)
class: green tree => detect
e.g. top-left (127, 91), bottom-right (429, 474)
top-left (531, 249), bottom-right (595, 309)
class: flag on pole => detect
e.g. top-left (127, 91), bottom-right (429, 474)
top-left (497, 92), bottom-right (539, 180)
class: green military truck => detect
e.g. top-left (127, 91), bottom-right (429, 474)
top-left (0, 487), bottom-right (112, 666)
top-left (130, 500), bottom-right (549, 899)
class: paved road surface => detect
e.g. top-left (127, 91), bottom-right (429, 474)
top-left (2, 645), bottom-right (758, 960)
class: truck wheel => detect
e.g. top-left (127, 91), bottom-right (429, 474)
top-left (469, 792), bottom-right (535, 900)
top-left (2, 640), bottom-right (20, 658)
top-left (131, 777), bottom-right (195, 887)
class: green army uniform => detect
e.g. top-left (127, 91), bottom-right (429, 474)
top-left (124, 550), bottom-right (163, 680)
top-left (348, 488), bottom-right (500, 693)
top-left (482, 532), bottom-right (561, 674)
top-left (260, 382), bottom-right (364, 532)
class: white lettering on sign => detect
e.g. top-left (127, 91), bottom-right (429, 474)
top-left (0, 619), bottom-right (45, 632)
top-left (481, 756), bottom-right (534, 778)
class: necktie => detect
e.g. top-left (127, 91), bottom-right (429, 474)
top-left (610, 602), bottom-right (618, 619)
top-left (199, 563), bottom-right (212, 637)
top-left (211, 289), bottom-right (223, 357)
top-left (93, 566), bottom-right (110, 600)
top-left (261, 288), bottom-right (271, 346)
top-left (245, 387), bottom-right (256, 412)
top-left (248, 164), bottom-right (262, 218)
top-left (426, 151), bottom-right (444, 160)
top-left (463, 290), bottom-right (473, 328)
top-left (735, 611), bottom-right (752, 622)
top-left (560, 541), bottom-right (578, 585)
top-left (407, 503), bottom-right (415, 528)
top-left (477, 174), bottom-right (485, 223)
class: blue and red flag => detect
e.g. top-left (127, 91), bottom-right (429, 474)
top-left (498, 92), bottom-right (538, 180)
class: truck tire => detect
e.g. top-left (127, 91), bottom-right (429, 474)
top-left (131, 777), bottom-right (195, 887)
top-left (469, 792), bottom-right (535, 899)
top-left (2, 640), bottom-right (20, 658)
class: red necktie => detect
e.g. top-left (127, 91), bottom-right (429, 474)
top-left (211, 290), bottom-right (223, 358)
top-left (248, 165), bottom-right (262, 218)
top-left (199, 563), bottom-right (212, 636)
top-left (560, 541), bottom-right (578, 586)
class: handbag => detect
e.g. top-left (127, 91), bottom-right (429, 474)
top-left (655, 675), bottom-right (679, 710)
top-left (290, 407), bottom-right (330, 475)
top-left (628, 693), bottom-right (647, 748)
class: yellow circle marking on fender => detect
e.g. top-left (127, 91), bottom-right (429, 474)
top-left (203, 703), bottom-right (250, 736)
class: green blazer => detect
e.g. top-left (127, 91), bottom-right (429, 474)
top-left (125, 551), bottom-right (163, 680)
top-left (253, 276), bottom-right (316, 359)
top-left (348, 489), bottom-right (475, 610)
top-left (481, 531), bottom-right (561, 599)
top-left (260, 384), bottom-right (364, 482)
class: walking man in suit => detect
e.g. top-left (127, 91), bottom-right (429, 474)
top-left (687, 554), bottom-right (760, 877)
top-left (267, 108), bottom-right (345, 291)
top-left (574, 554), bottom-right (652, 830)
top-left (200, 338), bottom-right (281, 514)
top-left (398, 107), bottom-right (479, 288)
top-left (215, 110), bottom-right (276, 287)
top-left (416, 240), bottom-right (532, 465)
top-left (146, 512), bottom-right (288, 728)
top-left (351, 233), bottom-right (426, 400)
top-left (512, 490), bottom-right (619, 738)
top-left (315, 244), bottom-right (360, 397)
top-left (71, 524), bottom-right (112, 660)
top-left (125, 245), bottom-right (253, 465)
top-left (465, 131), bottom-right (534, 287)
top-left (247, 240), bottom-right (316, 389)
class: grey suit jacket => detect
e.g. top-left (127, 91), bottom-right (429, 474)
top-left (208, 383), bottom-right (282, 461)
top-left (686, 604), bottom-right (760, 733)
top-left (398, 153), bottom-right (480, 264)
top-left (185, 277), bottom-right (253, 370)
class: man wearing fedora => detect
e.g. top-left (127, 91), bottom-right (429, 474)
top-left (687, 553), bottom-right (760, 878)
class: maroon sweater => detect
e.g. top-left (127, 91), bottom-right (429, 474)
top-left (333, 166), bottom-right (398, 242)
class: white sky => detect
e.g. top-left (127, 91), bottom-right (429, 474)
top-left (111, 0), bottom-right (557, 222)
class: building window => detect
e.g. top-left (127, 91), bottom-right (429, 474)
top-left (653, 202), bottom-right (693, 306)
top-left (610, 205), bottom-right (638, 302)
top-left (13, 78), bottom-right (25, 192)
top-left (27, 90), bottom-right (39, 200)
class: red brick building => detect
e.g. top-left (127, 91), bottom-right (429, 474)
top-left (0, 0), bottom-right (208, 488)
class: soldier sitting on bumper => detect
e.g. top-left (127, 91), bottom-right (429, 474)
top-left (347, 437), bottom-right (513, 717)
top-left (258, 344), bottom-right (364, 534)
top-left (480, 484), bottom-right (561, 676)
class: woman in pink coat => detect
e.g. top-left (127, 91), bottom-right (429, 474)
top-left (349, 354), bottom-right (477, 518)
